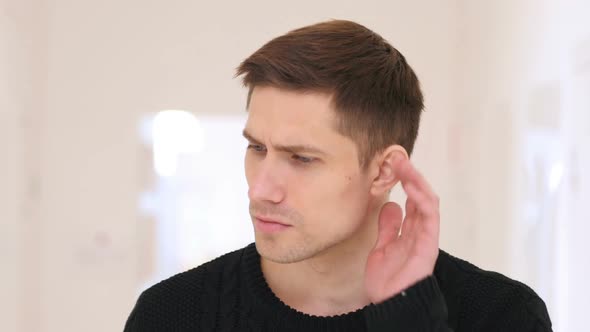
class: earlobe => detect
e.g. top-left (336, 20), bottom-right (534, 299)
top-left (370, 145), bottom-right (409, 196)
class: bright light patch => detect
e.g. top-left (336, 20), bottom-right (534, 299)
top-left (152, 110), bottom-right (204, 177)
top-left (549, 161), bottom-right (564, 193)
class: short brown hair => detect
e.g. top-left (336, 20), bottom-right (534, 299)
top-left (236, 20), bottom-right (424, 167)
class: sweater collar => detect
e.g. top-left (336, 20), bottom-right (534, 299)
top-left (241, 242), bottom-right (368, 330)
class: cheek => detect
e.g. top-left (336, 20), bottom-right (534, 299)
top-left (339, 173), bottom-right (371, 210)
top-left (244, 154), bottom-right (253, 183)
top-left (244, 152), bottom-right (260, 186)
top-left (295, 171), bottom-right (370, 224)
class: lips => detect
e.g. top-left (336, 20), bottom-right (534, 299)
top-left (254, 216), bottom-right (292, 234)
top-left (255, 216), bottom-right (290, 226)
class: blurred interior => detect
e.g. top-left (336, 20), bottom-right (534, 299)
top-left (2, 0), bottom-right (589, 331)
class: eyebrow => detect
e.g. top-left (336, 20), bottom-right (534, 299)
top-left (242, 129), bottom-right (328, 156)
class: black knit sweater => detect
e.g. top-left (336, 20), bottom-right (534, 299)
top-left (124, 243), bottom-right (552, 331)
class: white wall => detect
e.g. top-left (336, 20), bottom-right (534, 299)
top-left (0, 0), bottom-right (44, 331)
top-left (0, 3), bottom-right (25, 330)
top-left (456, 1), bottom-right (590, 330)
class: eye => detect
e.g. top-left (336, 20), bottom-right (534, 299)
top-left (247, 144), bottom-right (267, 153)
top-left (292, 154), bottom-right (314, 164)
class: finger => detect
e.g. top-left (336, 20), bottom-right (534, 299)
top-left (405, 192), bottom-right (417, 218)
top-left (405, 183), bottom-right (438, 219)
top-left (404, 183), bottom-right (440, 236)
top-left (374, 202), bottom-right (403, 250)
top-left (395, 159), bottom-right (436, 201)
top-left (402, 195), bottom-right (418, 235)
top-left (402, 181), bottom-right (423, 230)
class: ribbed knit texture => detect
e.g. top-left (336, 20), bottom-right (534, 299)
top-left (124, 243), bottom-right (552, 331)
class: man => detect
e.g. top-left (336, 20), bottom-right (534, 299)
top-left (124, 20), bottom-right (552, 331)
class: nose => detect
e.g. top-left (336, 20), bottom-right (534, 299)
top-left (247, 159), bottom-right (285, 204)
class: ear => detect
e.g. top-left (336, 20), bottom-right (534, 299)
top-left (369, 145), bottom-right (409, 196)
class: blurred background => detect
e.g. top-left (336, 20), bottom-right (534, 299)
top-left (1, 0), bottom-right (589, 331)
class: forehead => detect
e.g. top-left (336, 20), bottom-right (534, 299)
top-left (245, 86), bottom-right (337, 135)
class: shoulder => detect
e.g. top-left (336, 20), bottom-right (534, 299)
top-left (141, 245), bottom-right (246, 304)
top-left (435, 250), bottom-right (552, 331)
top-left (124, 245), bottom-right (248, 331)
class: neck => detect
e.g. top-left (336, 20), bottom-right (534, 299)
top-left (260, 202), bottom-right (383, 316)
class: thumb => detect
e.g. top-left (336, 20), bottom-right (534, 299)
top-left (374, 202), bottom-right (403, 251)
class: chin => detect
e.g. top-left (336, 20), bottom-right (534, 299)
top-left (254, 236), bottom-right (339, 264)
top-left (254, 238), bottom-right (308, 263)
top-left (254, 239), bottom-right (296, 264)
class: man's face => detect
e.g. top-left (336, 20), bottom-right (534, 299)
top-left (244, 86), bottom-right (376, 263)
